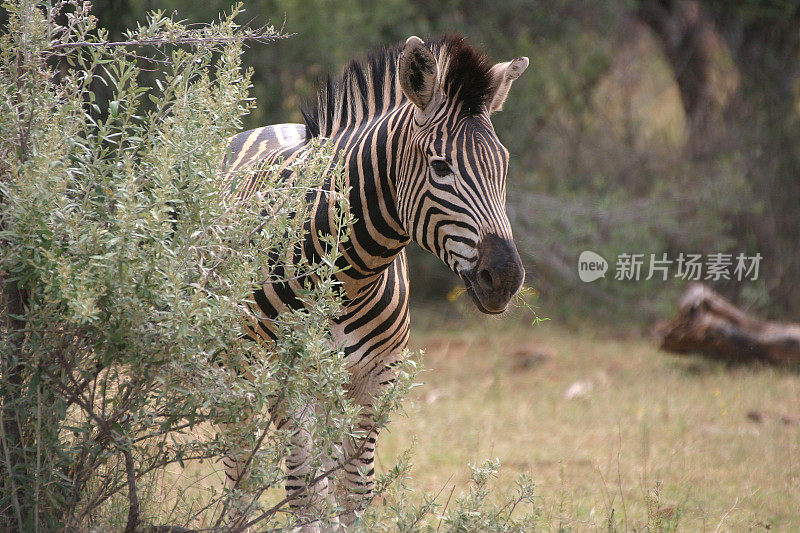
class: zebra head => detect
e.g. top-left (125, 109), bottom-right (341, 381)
top-left (396, 35), bottom-right (528, 314)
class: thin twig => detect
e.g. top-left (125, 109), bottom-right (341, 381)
top-left (616, 427), bottom-right (628, 532)
top-left (48, 31), bottom-right (289, 51)
top-left (436, 483), bottom-right (456, 532)
top-left (713, 497), bottom-right (739, 533)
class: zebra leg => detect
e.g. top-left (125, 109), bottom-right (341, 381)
top-left (337, 360), bottom-right (400, 528)
top-left (219, 414), bottom-right (259, 530)
top-left (337, 405), bottom-right (380, 528)
top-left (280, 399), bottom-right (337, 532)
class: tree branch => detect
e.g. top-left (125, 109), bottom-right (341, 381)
top-left (48, 29), bottom-right (290, 51)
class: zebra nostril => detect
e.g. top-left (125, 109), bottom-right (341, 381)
top-left (477, 268), bottom-right (494, 292)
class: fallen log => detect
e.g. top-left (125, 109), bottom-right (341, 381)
top-left (657, 283), bottom-right (800, 366)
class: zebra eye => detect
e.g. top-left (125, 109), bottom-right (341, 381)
top-left (430, 159), bottom-right (451, 177)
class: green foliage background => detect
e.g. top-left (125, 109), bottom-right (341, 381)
top-left (79, 0), bottom-right (800, 324)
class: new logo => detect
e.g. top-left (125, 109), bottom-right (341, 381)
top-left (578, 250), bottom-right (608, 282)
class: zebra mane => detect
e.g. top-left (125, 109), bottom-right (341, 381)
top-left (301, 34), bottom-right (494, 138)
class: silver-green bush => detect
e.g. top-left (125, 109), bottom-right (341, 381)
top-left (0, 2), bottom-right (537, 530)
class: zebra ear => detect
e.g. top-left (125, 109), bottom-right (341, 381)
top-left (488, 57), bottom-right (529, 113)
top-left (399, 36), bottom-right (439, 111)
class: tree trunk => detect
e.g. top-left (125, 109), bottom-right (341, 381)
top-left (637, 0), bottom-right (800, 318)
top-left (636, 0), bottom-right (726, 151)
top-left (0, 274), bottom-right (28, 530)
top-left (658, 283), bottom-right (800, 366)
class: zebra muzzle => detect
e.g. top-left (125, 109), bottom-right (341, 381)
top-left (462, 233), bottom-right (525, 314)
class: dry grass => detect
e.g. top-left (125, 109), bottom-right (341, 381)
top-left (135, 313), bottom-right (799, 530)
top-left (378, 313), bottom-right (800, 531)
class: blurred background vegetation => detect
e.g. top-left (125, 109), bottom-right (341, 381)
top-left (79, 0), bottom-right (800, 325)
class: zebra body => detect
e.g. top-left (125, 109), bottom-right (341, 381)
top-left (221, 34), bottom-right (528, 530)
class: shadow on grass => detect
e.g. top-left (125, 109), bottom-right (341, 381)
top-left (665, 352), bottom-right (800, 376)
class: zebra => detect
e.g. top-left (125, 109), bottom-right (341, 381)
top-left (221, 33), bottom-right (528, 530)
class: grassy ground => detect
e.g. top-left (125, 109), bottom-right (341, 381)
top-left (377, 312), bottom-right (800, 531)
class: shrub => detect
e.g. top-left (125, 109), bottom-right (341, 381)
top-left (0, 2), bottom-right (539, 530)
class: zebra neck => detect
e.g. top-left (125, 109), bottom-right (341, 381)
top-left (325, 105), bottom-right (414, 289)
